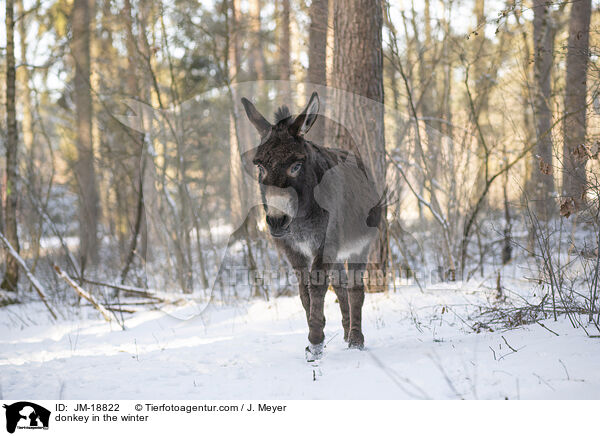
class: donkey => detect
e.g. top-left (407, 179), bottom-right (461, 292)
top-left (241, 92), bottom-right (384, 360)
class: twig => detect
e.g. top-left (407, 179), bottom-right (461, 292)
top-left (325, 332), bottom-right (339, 345)
top-left (0, 230), bottom-right (58, 320)
top-left (533, 372), bottom-right (555, 391)
top-left (558, 359), bottom-right (570, 380)
top-left (501, 335), bottom-right (518, 353)
top-left (536, 321), bottom-right (559, 336)
top-left (54, 265), bottom-right (114, 323)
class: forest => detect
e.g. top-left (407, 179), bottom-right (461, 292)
top-left (1, 0), bottom-right (599, 400)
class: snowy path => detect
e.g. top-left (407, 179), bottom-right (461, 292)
top-left (1, 287), bottom-right (599, 399)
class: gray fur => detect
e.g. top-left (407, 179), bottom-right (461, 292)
top-left (241, 92), bottom-right (384, 354)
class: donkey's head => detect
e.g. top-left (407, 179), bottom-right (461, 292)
top-left (241, 92), bottom-right (320, 237)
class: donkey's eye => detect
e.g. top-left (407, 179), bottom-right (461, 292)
top-left (289, 162), bottom-right (303, 176)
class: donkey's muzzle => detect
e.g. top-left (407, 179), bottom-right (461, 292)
top-left (266, 213), bottom-right (291, 237)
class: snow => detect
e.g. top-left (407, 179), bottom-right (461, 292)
top-left (1, 283), bottom-right (599, 400)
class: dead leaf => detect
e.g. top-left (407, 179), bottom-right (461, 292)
top-left (537, 156), bottom-right (553, 175)
top-left (571, 143), bottom-right (588, 162)
top-left (559, 197), bottom-right (577, 218)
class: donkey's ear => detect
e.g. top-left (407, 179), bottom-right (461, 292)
top-left (290, 92), bottom-right (320, 137)
top-left (241, 97), bottom-right (271, 138)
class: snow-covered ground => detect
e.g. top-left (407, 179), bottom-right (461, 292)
top-left (1, 283), bottom-right (599, 400)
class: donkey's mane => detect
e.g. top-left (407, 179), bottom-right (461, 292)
top-left (274, 105), bottom-right (292, 125)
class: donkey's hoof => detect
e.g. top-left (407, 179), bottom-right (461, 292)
top-left (348, 331), bottom-right (364, 349)
top-left (305, 343), bottom-right (324, 362)
top-left (348, 341), bottom-right (364, 350)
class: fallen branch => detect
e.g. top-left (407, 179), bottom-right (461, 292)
top-left (54, 265), bottom-right (114, 323)
top-left (82, 278), bottom-right (162, 300)
top-left (0, 230), bottom-right (58, 320)
top-left (80, 304), bottom-right (137, 314)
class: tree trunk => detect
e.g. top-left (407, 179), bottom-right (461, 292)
top-left (17, 0), bottom-right (43, 277)
top-left (331, 0), bottom-right (387, 290)
top-left (419, 0), bottom-right (439, 179)
top-left (331, 0), bottom-right (384, 172)
top-left (562, 0), bottom-right (591, 210)
top-left (308, 0), bottom-right (328, 144)
top-left (279, 0), bottom-right (291, 82)
top-left (120, 0), bottom-right (147, 284)
top-left (227, 0), bottom-right (245, 226)
top-left (1, 0), bottom-right (20, 292)
top-left (71, 0), bottom-right (100, 270)
top-left (530, 0), bottom-right (556, 220)
top-left (471, 0), bottom-right (489, 211)
top-left (248, 0), bottom-right (265, 81)
top-left (17, 0), bottom-right (34, 158)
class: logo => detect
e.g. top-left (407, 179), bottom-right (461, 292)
top-left (3, 402), bottom-right (50, 434)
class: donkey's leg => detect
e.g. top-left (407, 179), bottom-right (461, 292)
top-left (305, 260), bottom-right (328, 361)
top-left (295, 268), bottom-right (310, 323)
top-left (347, 263), bottom-right (366, 349)
top-left (307, 271), bottom-right (327, 346)
top-left (330, 265), bottom-right (350, 342)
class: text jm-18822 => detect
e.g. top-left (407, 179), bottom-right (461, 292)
top-left (70, 403), bottom-right (120, 412)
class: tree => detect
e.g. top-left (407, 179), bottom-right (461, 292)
top-left (331, 0), bottom-right (384, 173)
top-left (279, 0), bottom-right (291, 85)
top-left (248, 0), bottom-right (265, 82)
top-left (227, 0), bottom-right (245, 225)
top-left (530, 0), bottom-right (556, 220)
top-left (279, 0), bottom-right (291, 101)
top-left (471, 0), bottom-right (489, 205)
top-left (562, 0), bottom-right (592, 210)
top-left (71, 0), bottom-right (100, 269)
top-left (308, 0), bottom-right (328, 87)
top-left (120, 0), bottom-right (147, 284)
top-left (1, 0), bottom-right (20, 292)
top-left (331, 0), bottom-right (387, 288)
top-left (308, 0), bottom-right (328, 143)
top-left (17, 0), bottom-right (34, 162)
top-left (419, 0), bottom-right (440, 180)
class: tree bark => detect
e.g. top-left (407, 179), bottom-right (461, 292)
top-left (419, 0), bottom-right (439, 179)
top-left (278, 0), bottom-right (291, 100)
top-left (120, 0), bottom-right (146, 284)
top-left (308, 0), bottom-right (328, 87)
top-left (71, 0), bottom-right (100, 270)
top-left (279, 0), bottom-right (291, 82)
top-left (1, 0), bottom-right (20, 292)
top-left (227, 0), bottom-right (245, 226)
top-left (248, 0), bottom-right (265, 81)
top-left (308, 0), bottom-right (328, 143)
top-left (530, 0), bottom-right (556, 220)
top-left (331, 0), bottom-right (387, 290)
top-left (471, 0), bottom-right (489, 211)
top-left (331, 0), bottom-right (384, 175)
top-left (306, 0), bottom-right (329, 144)
top-left (562, 0), bottom-right (591, 210)
top-left (17, 0), bottom-right (34, 157)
